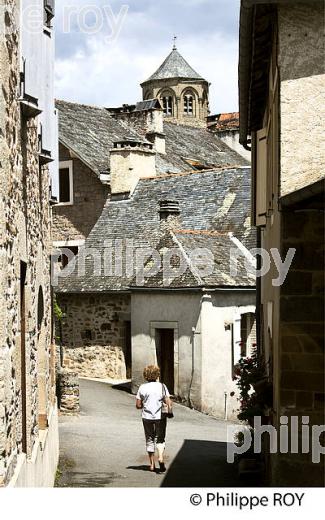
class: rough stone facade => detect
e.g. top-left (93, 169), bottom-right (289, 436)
top-left (244, 1), bottom-right (324, 486)
top-left (58, 293), bottom-right (131, 379)
top-left (278, 3), bottom-right (325, 197)
top-left (52, 144), bottom-right (109, 242)
top-left (276, 207), bottom-right (324, 484)
top-left (0, 0), bottom-right (58, 486)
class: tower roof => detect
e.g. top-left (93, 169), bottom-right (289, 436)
top-left (142, 48), bottom-right (205, 84)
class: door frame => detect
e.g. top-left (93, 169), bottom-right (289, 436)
top-left (149, 321), bottom-right (179, 396)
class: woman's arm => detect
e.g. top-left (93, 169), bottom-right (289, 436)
top-left (136, 398), bottom-right (143, 409)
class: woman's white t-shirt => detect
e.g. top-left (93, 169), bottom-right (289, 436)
top-left (136, 381), bottom-right (170, 420)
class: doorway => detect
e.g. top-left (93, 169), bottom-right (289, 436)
top-left (155, 328), bottom-right (174, 394)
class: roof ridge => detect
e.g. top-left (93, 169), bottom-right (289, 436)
top-left (174, 229), bottom-right (229, 237)
top-left (139, 164), bottom-right (247, 181)
top-left (55, 99), bottom-right (108, 112)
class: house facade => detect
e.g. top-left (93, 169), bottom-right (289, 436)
top-left (0, 0), bottom-right (58, 486)
top-left (239, 0), bottom-right (324, 485)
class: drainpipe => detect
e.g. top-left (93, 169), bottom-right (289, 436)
top-left (224, 391), bottom-right (228, 421)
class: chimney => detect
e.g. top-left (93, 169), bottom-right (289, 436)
top-left (109, 138), bottom-right (156, 195)
top-left (146, 131), bottom-right (166, 154)
top-left (107, 99), bottom-right (166, 154)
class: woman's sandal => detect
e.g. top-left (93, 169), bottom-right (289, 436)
top-left (149, 465), bottom-right (156, 472)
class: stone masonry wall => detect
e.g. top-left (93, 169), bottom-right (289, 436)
top-left (58, 293), bottom-right (130, 379)
top-left (0, 0), bottom-right (55, 486)
top-left (277, 207), bottom-right (324, 485)
top-left (52, 144), bottom-right (109, 242)
top-left (278, 3), bottom-right (325, 196)
top-left (143, 78), bottom-right (209, 128)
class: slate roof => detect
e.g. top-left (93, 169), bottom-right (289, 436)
top-left (56, 167), bottom-right (255, 293)
top-left (56, 100), bottom-right (248, 177)
top-left (56, 100), bottom-right (142, 175)
top-left (142, 48), bottom-right (205, 84)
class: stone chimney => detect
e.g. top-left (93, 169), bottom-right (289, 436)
top-left (107, 99), bottom-right (166, 155)
top-left (109, 138), bottom-right (156, 195)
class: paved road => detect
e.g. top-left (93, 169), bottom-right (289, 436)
top-left (56, 378), bottom-right (256, 487)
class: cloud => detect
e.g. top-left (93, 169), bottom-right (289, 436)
top-left (54, 0), bottom-right (240, 113)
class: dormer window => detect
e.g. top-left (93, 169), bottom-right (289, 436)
top-left (184, 94), bottom-right (194, 115)
top-left (162, 96), bottom-right (173, 116)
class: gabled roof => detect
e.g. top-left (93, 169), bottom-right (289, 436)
top-left (142, 48), bottom-right (205, 84)
top-left (56, 167), bottom-right (255, 293)
top-left (56, 99), bottom-right (142, 175)
top-left (56, 100), bottom-right (248, 177)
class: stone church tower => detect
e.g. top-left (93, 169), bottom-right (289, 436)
top-left (141, 42), bottom-right (210, 128)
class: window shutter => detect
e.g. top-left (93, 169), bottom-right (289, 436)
top-left (255, 128), bottom-right (267, 227)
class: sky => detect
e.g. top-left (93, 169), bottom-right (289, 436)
top-left (54, 0), bottom-right (241, 114)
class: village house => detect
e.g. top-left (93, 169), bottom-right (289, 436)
top-left (53, 47), bottom-right (257, 420)
top-left (0, 0), bottom-right (59, 486)
top-left (239, 0), bottom-right (324, 485)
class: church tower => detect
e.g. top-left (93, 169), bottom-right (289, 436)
top-left (141, 40), bottom-right (210, 128)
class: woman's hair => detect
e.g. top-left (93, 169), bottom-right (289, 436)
top-left (143, 365), bottom-right (160, 382)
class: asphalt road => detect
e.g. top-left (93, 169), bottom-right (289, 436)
top-left (55, 378), bottom-right (255, 487)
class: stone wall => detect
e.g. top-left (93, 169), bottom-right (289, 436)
top-left (0, 0), bottom-right (57, 486)
top-left (142, 78), bottom-right (209, 128)
top-left (59, 370), bottom-right (80, 414)
top-left (58, 293), bottom-right (131, 379)
top-left (276, 205), bottom-right (325, 485)
top-left (278, 3), bottom-right (325, 196)
top-left (52, 144), bottom-right (109, 242)
top-left (110, 145), bottom-right (156, 195)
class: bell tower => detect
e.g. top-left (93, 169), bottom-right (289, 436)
top-left (141, 41), bottom-right (210, 128)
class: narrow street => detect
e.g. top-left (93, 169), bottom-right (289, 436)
top-left (56, 379), bottom-right (257, 488)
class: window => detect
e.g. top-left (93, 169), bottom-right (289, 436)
top-left (58, 160), bottom-right (73, 205)
top-left (37, 286), bottom-right (44, 334)
top-left (184, 94), bottom-right (194, 115)
top-left (44, 0), bottom-right (55, 29)
top-left (162, 96), bottom-right (173, 116)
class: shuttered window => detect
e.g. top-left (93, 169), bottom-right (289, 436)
top-left (255, 128), bottom-right (267, 227)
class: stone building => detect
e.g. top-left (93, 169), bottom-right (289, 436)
top-left (0, 0), bottom-right (58, 486)
top-left (141, 43), bottom-right (210, 128)
top-left (239, 0), bottom-right (324, 485)
top-left (53, 92), bottom-right (257, 419)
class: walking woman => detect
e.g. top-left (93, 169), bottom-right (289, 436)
top-left (136, 365), bottom-right (173, 473)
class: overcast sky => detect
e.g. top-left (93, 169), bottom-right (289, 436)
top-left (54, 0), bottom-right (241, 114)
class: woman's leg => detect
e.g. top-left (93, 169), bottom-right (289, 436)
top-left (156, 417), bottom-right (167, 463)
top-left (142, 419), bottom-right (156, 470)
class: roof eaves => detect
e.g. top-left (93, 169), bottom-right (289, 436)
top-left (59, 136), bottom-right (100, 178)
